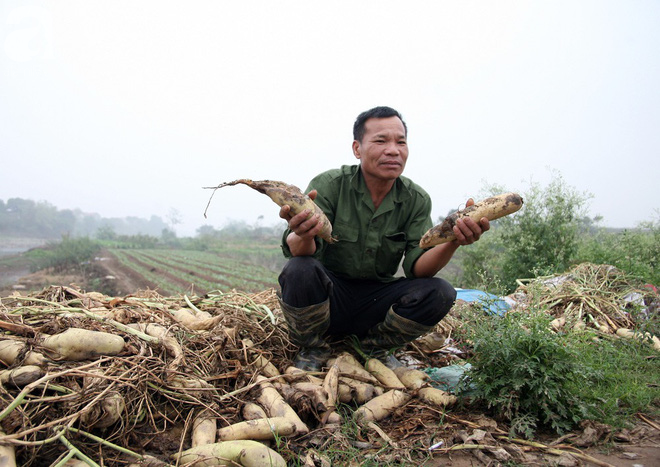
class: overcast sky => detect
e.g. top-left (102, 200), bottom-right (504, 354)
top-left (1, 1), bottom-right (658, 236)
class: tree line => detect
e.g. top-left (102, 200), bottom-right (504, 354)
top-left (0, 198), bottom-right (169, 239)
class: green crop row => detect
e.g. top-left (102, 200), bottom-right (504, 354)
top-left (126, 250), bottom-right (235, 292)
top-left (111, 250), bottom-right (186, 295)
top-left (149, 249), bottom-right (277, 284)
top-left (109, 248), bottom-right (280, 295)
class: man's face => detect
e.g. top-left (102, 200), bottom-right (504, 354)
top-left (352, 116), bottom-right (408, 183)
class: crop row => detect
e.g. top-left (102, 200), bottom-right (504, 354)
top-left (109, 248), bottom-right (280, 295)
top-left (131, 249), bottom-right (278, 288)
top-left (110, 250), bottom-right (186, 295)
top-left (127, 250), bottom-right (239, 292)
top-left (153, 249), bottom-right (281, 283)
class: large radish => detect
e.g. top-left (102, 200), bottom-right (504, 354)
top-left (420, 192), bottom-right (523, 248)
top-left (204, 179), bottom-right (336, 243)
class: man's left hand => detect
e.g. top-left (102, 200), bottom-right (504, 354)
top-left (452, 198), bottom-right (490, 245)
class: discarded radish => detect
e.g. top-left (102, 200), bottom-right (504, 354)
top-left (41, 328), bottom-right (125, 361)
top-left (365, 358), bottom-right (405, 389)
top-left (192, 409), bottom-right (217, 447)
top-left (0, 365), bottom-right (43, 387)
top-left (0, 430), bottom-right (16, 467)
top-left (322, 361), bottom-right (340, 410)
top-left (417, 387), bottom-right (457, 407)
top-left (393, 367), bottom-right (430, 390)
top-left (216, 417), bottom-right (296, 441)
top-left (328, 353), bottom-right (379, 385)
top-left (616, 328), bottom-right (660, 351)
top-left (242, 402), bottom-right (268, 421)
top-left (0, 340), bottom-right (47, 366)
top-left (255, 375), bottom-right (309, 434)
top-left (339, 377), bottom-right (376, 404)
top-left (174, 440), bottom-right (286, 467)
top-left (81, 391), bottom-right (125, 429)
top-left (353, 389), bottom-right (411, 423)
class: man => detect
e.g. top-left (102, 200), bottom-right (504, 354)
top-left (278, 106), bottom-right (489, 371)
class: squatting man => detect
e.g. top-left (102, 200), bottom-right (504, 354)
top-left (277, 106), bottom-right (489, 371)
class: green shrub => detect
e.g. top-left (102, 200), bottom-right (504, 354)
top-left (576, 220), bottom-right (659, 286)
top-left (26, 236), bottom-right (101, 273)
top-left (457, 304), bottom-right (595, 438)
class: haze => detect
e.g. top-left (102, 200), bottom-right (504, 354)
top-left (1, 1), bottom-right (658, 237)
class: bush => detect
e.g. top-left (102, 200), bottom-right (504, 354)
top-left (457, 303), bottom-right (595, 438)
top-left (576, 220), bottom-right (659, 286)
top-left (26, 236), bottom-right (101, 273)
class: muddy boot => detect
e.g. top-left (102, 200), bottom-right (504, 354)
top-left (279, 299), bottom-right (331, 372)
top-left (361, 308), bottom-right (434, 369)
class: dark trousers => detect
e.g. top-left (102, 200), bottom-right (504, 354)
top-left (278, 256), bottom-right (456, 338)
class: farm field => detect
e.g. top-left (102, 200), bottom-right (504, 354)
top-left (104, 246), bottom-right (286, 296)
top-left (0, 235), bottom-right (659, 465)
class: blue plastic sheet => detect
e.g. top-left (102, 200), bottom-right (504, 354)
top-left (455, 288), bottom-right (510, 316)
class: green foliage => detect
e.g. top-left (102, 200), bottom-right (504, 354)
top-left (196, 220), bottom-right (285, 241)
top-left (26, 236), bottom-right (101, 273)
top-left (571, 333), bottom-right (660, 427)
top-left (98, 234), bottom-right (160, 249)
top-left (457, 305), bottom-right (595, 438)
top-left (95, 225), bottom-right (118, 241)
top-left (460, 174), bottom-right (592, 293)
top-left (94, 224), bottom-right (161, 249)
top-left (576, 220), bottom-right (659, 286)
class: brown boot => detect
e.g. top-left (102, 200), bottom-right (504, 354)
top-left (279, 299), bottom-right (331, 372)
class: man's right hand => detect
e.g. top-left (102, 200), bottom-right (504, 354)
top-left (280, 190), bottom-right (322, 255)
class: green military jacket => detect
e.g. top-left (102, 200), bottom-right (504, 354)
top-left (281, 165), bottom-right (433, 282)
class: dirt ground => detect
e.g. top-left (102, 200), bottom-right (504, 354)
top-left (0, 249), bottom-right (157, 297)
top-left (1, 253), bottom-right (659, 466)
top-left (428, 442), bottom-right (660, 467)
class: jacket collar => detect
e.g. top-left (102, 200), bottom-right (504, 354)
top-left (351, 164), bottom-right (413, 213)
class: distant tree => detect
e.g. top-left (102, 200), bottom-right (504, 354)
top-left (53, 208), bottom-right (76, 236)
top-left (196, 225), bottom-right (221, 237)
top-left (161, 228), bottom-right (178, 243)
top-left (148, 215), bottom-right (169, 234)
top-left (167, 208), bottom-right (182, 233)
top-left (0, 197), bottom-right (174, 239)
top-left (3, 198), bottom-right (70, 238)
top-left (6, 197), bottom-right (35, 213)
top-left (96, 225), bottom-right (117, 240)
top-left (218, 220), bottom-right (251, 237)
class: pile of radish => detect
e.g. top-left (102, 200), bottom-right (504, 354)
top-left (0, 285), bottom-right (458, 466)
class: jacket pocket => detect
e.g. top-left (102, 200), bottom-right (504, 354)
top-left (377, 232), bottom-right (407, 277)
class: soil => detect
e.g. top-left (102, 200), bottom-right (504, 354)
top-left (0, 249), bottom-right (167, 297)
top-left (92, 250), bottom-right (162, 295)
top-left (427, 439), bottom-right (660, 467)
top-left (0, 252), bottom-right (659, 466)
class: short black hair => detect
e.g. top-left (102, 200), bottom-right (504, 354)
top-left (353, 106), bottom-right (407, 142)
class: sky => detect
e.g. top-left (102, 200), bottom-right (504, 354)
top-left (1, 1), bottom-right (659, 237)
